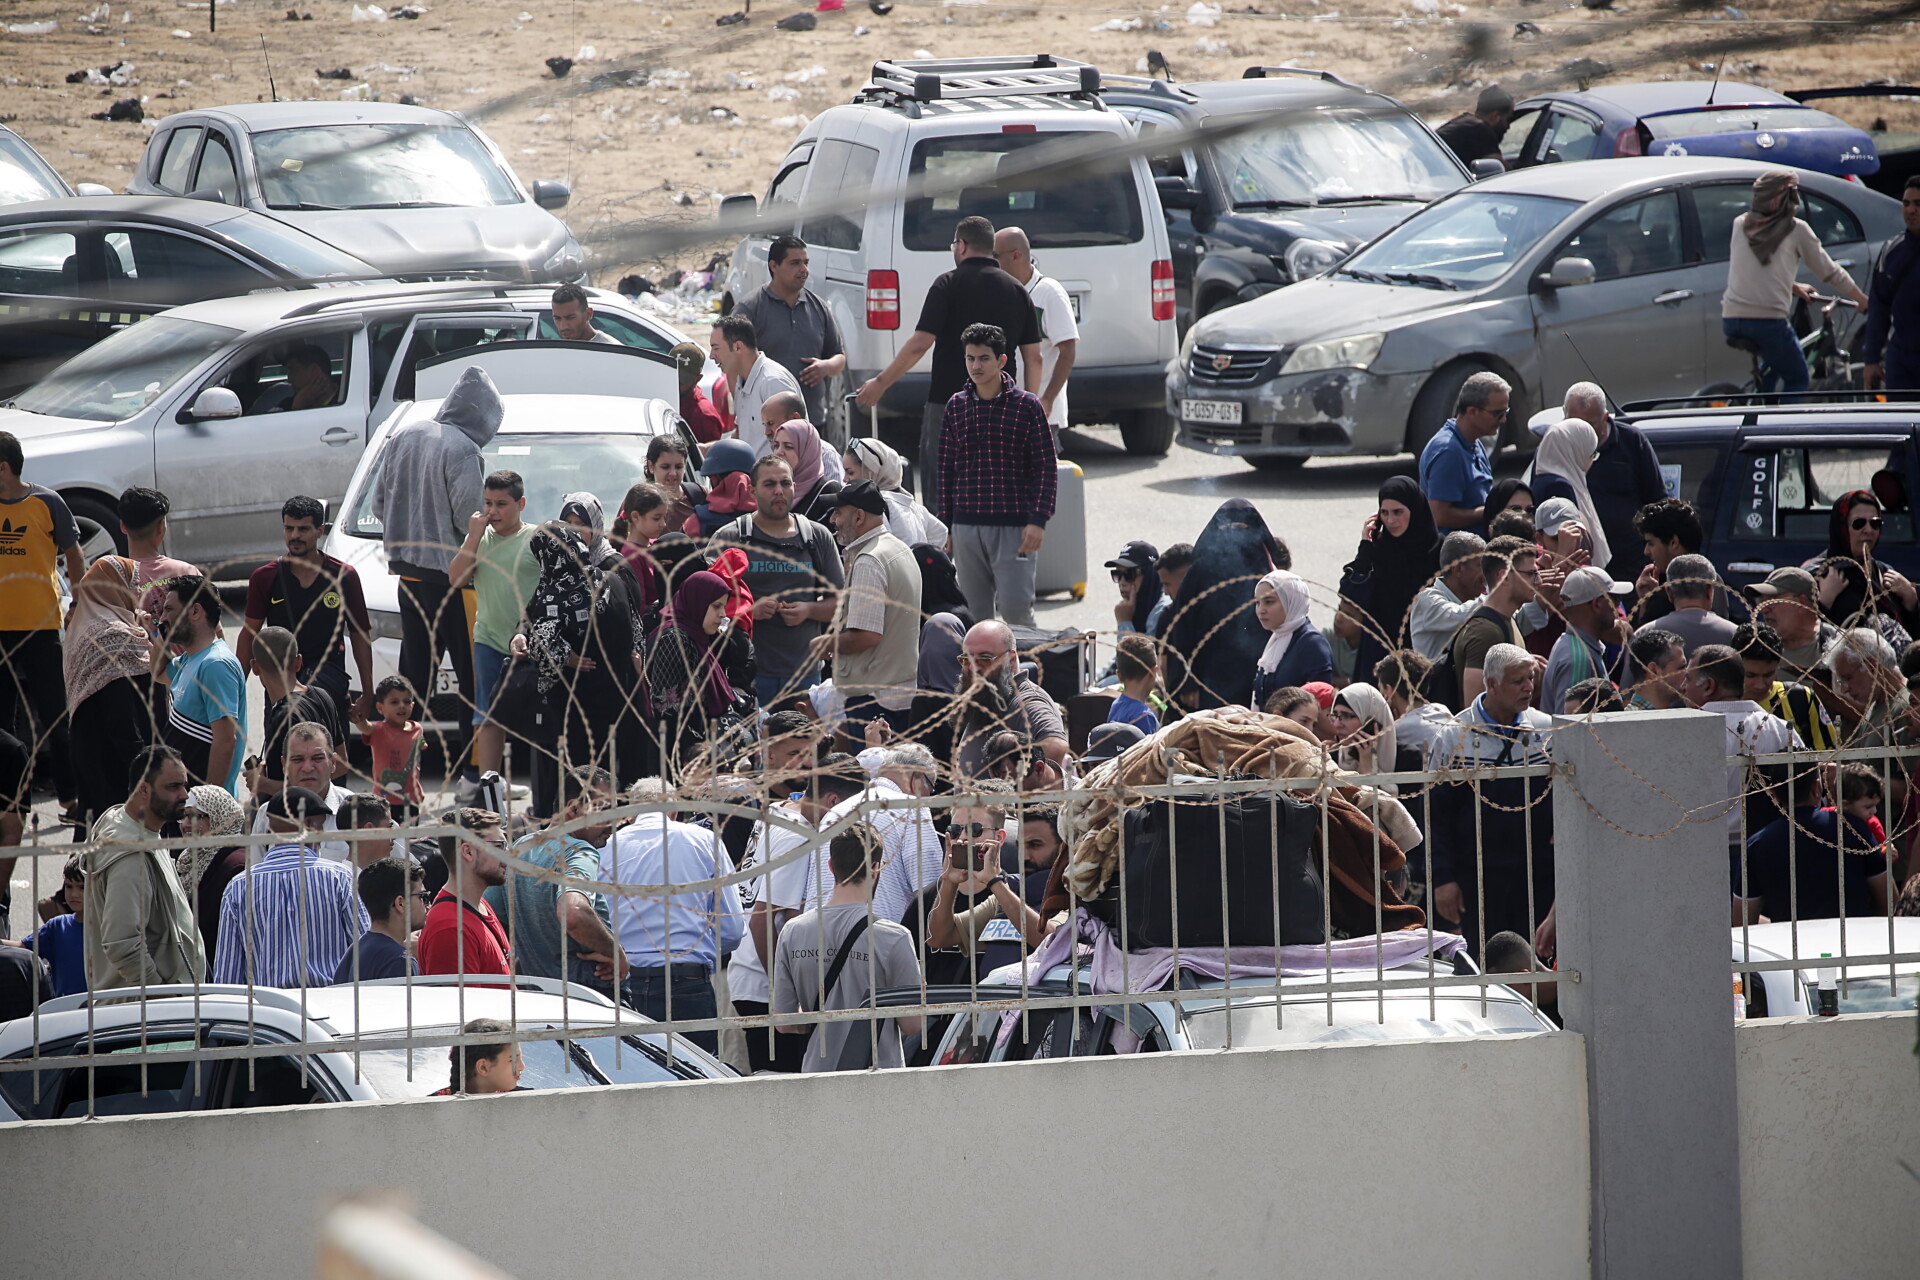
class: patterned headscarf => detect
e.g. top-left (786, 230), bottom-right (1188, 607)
top-left (175, 784), bottom-right (246, 901)
top-left (526, 523), bottom-right (608, 696)
top-left (1743, 171), bottom-right (1801, 267)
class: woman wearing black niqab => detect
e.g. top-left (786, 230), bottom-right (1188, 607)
top-left (1338, 475), bottom-right (1441, 686)
top-left (1162, 499), bottom-right (1290, 710)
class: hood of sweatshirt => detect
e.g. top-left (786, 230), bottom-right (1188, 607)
top-left (433, 365), bottom-right (504, 448)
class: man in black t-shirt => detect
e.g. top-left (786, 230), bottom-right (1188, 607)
top-left (237, 496), bottom-right (373, 723)
top-left (854, 214), bottom-right (1042, 511)
top-left (1436, 85), bottom-right (1514, 168)
top-left (247, 625), bottom-right (344, 800)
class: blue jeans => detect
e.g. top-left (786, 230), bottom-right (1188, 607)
top-left (620, 966), bottom-right (718, 1053)
top-left (472, 642), bottom-right (509, 727)
top-left (1723, 316), bottom-right (1808, 393)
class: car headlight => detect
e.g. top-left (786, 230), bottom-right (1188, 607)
top-left (1280, 331), bottom-right (1385, 375)
top-left (541, 239), bottom-right (585, 281)
top-left (1283, 237), bottom-right (1345, 281)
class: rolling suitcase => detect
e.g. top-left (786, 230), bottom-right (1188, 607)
top-left (1036, 460), bottom-right (1087, 601)
top-left (1009, 625), bottom-right (1095, 703)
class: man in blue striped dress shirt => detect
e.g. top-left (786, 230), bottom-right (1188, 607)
top-left (213, 788), bottom-right (367, 988)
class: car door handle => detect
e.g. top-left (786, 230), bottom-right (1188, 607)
top-left (1833, 257), bottom-right (1856, 268)
top-left (320, 426), bottom-right (358, 446)
top-left (1727, 561), bottom-right (1775, 575)
top-left (1652, 289), bottom-right (1694, 305)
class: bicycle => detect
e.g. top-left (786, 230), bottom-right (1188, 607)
top-left (1706, 292), bottom-right (1863, 399)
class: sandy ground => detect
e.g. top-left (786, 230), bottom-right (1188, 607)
top-left (3, 0), bottom-right (1918, 305)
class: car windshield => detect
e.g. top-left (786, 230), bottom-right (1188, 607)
top-left (1182, 996), bottom-right (1546, 1049)
top-left (1645, 105), bottom-right (1855, 141)
top-left (1339, 190), bottom-right (1578, 289)
top-left (352, 1031), bottom-right (684, 1097)
top-left (0, 132), bottom-right (66, 204)
top-left (10, 317), bottom-right (238, 422)
top-left (1823, 971), bottom-right (1919, 1014)
top-left (1211, 108), bottom-right (1466, 207)
top-left (349, 429), bottom-right (665, 538)
top-left (902, 131), bottom-right (1144, 251)
top-left (253, 123), bottom-right (520, 211)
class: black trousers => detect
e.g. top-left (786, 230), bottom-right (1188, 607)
top-left (69, 676), bottom-right (151, 828)
top-left (396, 575), bottom-right (474, 766)
top-left (731, 999), bottom-right (806, 1074)
top-left (0, 630), bottom-right (72, 802)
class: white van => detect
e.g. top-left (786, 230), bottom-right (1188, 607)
top-left (720, 56), bottom-right (1178, 455)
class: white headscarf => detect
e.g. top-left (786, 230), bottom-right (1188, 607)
top-left (846, 437), bottom-right (905, 491)
top-left (1534, 418), bottom-right (1611, 570)
top-left (1255, 570), bottom-right (1312, 674)
top-left (1333, 682), bottom-right (1399, 787)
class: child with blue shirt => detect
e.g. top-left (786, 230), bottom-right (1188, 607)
top-left (1108, 634), bottom-right (1168, 734)
top-left (16, 856), bottom-right (87, 996)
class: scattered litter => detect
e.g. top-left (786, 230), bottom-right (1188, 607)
top-left (770, 113), bottom-right (810, 129)
top-left (65, 61), bottom-right (136, 86)
top-left (283, 7), bottom-right (313, 18)
top-left (766, 85), bottom-right (800, 100)
top-left (661, 14), bottom-right (672, 26)
top-left (913, 47), bottom-right (931, 56)
top-left (1562, 56), bottom-right (1613, 80)
top-left (618, 274), bottom-right (655, 297)
top-left (91, 96), bottom-right (142, 122)
top-left (170, 27), bottom-right (192, 37)
top-left (316, 67), bottom-right (353, 80)
top-left (869, 0), bottom-right (893, 12)
top-left (1091, 16), bottom-right (1143, 31)
top-left (709, 105), bottom-right (736, 120)
top-left (1513, 19), bottom-right (1540, 37)
top-left (516, 10), bottom-right (531, 19)
top-left (1719, 4), bottom-right (1743, 15)
top-left (396, 93), bottom-right (417, 104)
top-left (853, 23), bottom-right (869, 34)
top-left (366, 61), bottom-right (417, 74)
top-left (1185, 2), bottom-right (1221, 25)
top-left (1411, 0), bottom-right (1440, 12)
top-left (1193, 35), bottom-right (1229, 53)
top-left (785, 64), bottom-right (828, 82)
top-left (6, 21), bottom-right (57, 35)
top-left (775, 11), bottom-right (817, 30)
top-left (817, 0), bottom-right (844, 10)
top-left (349, 4), bottom-right (385, 21)
top-left (590, 67), bottom-right (649, 89)
top-left (673, 191), bottom-right (696, 206)
top-left (716, 10), bottom-right (748, 24)
top-left (392, 3), bottom-right (427, 16)
top-left (575, 44), bottom-right (597, 62)
top-left (652, 67), bottom-right (691, 83)
top-left (340, 83), bottom-right (374, 101)
top-left (546, 56), bottom-right (573, 78)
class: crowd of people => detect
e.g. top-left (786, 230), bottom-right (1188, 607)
top-left (3, 200), bottom-right (1920, 1080)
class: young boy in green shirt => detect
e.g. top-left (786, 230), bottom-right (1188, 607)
top-left (451, 470), bottom-right (540, 778)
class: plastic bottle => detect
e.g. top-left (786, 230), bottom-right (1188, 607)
top-left (1815, 955), bottom-right (1839, 1017)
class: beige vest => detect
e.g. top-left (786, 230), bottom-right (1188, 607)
top-left (833, 529), bottom-right (922, 708)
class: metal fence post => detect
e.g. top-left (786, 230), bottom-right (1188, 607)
top-left (1552, 708), bottom-right (1742, 1280)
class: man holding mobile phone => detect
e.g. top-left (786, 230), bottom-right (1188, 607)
top-left (907, 784), bottom-right (1048, 984)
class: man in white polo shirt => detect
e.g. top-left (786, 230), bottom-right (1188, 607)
top-left (994, 225), bottom-right (1078, 434)
top-left (708, 313), bottom-right (803, 458)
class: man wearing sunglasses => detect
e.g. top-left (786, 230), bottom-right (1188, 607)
top-left (954, 619), bottom-right (1068, 780)
top-left (1418, 371), bottom-right (1508, 533)
top-left (1862, 175), bottom-right (1920, 397)
top-left (335, 856), bottom-right (427, 983)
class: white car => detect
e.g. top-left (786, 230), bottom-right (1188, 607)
top-left (0, 282), bottom-right (690, 575)
top-left (921, 948), bottom-right (1557, 1065)
top-left (0, 976), bottom-right (734, 1121)
top-left (1734, 916), bottom-right (1920, 1019)
top-left (323, 340), bottom-right (694, 723)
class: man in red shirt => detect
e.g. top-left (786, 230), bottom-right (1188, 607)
top-left (417, 807), bottom-right (513, 978)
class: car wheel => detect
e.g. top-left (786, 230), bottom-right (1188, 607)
top-left (65, 494), bottom-right (126, 564)
top-left (1117, 408), bottom-right (1175, 456)
top-left (820, 370), bottom-right (852, 450)
top-left (1407, 361), bottom-right (1527, 456)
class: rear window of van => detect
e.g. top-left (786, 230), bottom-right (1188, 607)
top-left (902, 132), bottom-right (1144, 252)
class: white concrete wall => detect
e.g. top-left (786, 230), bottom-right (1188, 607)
top-left (0, 1032), bottom-right (1591, 1279)
top-left (1736, 1012), bottom-right (1920, 1280)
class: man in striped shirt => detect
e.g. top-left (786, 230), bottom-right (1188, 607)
top-left (212, 788), bottom-right (367, 988)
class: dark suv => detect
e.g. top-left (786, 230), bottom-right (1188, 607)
top-left (1622, 395), bottom-right (1920, 588)
top-left (1104, 67), bottom-right (1476, 331)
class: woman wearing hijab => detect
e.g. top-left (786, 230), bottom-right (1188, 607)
top-left (1251, 569), bottom-right (1334, 710)
top-left (64, 556), bottom-right (153, 826)
top-left (178, 784), bottom-right (247, 959)
top-left (1163, 499), bottom-right (1291, 710)
top-left (844, 436), bottom-right (948, 547)
top-left (1324, 683), bottom-right (1400, 791)
top-left (768, 419), bottom-right (841, 521)
top-left (1815, 490), bottom-right (1920, 641)
top-left (1530, 420), bottom-right (1613, 572)
top-left (521, 520), bottom-right (646, 787)
top-left (1720, 170), bottom-right (1867, 393)
top-left (643, 569), bottom-right (756, 777)
top-left (1484, 477), bottom-right (1535, 523)
top-left (1336, 477), bottom-right (1439, 687)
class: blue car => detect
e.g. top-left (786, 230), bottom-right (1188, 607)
top-left (1499, 82), bottom-right (1879, 182)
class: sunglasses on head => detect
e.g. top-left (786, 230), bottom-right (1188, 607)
top-left (1852, 516), bottom-right (1884, 531)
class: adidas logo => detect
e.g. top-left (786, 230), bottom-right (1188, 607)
top-left (0, 520), bottom-right (24, 547)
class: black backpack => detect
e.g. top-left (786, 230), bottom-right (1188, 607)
top-left (1420, 605), bottom-right (1510, 710)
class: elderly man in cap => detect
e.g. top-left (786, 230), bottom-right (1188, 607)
top-left (1744, 567), bottom-right (1840, 680)
top-left (1634, 553), bottom-right (1736, 656)
top-left (1436, 85), bottom-right (1514, 168)
top-left (812, 479), bottom-right (922, 739)
top-left (1541, 566), bottom-right (1634, 715)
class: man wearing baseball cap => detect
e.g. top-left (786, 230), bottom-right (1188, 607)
top-left (1104, 541), bottom-right (1167, 639)
top-left (812, 480), bottom-right (922, 738)
top-left (1541, 565), bottom-right (1634, 715)
top-left (1743, 567), bottom-right (1840, 680)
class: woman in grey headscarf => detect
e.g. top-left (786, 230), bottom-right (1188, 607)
top-left (843, 436), bottom-right (948, 547)
top-left (1719, 170), bottom-right (1866, 393)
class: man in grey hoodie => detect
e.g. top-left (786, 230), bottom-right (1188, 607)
top-left (85, 745), bottom-right (206, 991)
top-left (370, 366), bottom-right (502, 767)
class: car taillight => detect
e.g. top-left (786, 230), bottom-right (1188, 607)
top-left (867, 269), bottom-right (899, 330)
top-left (1614, 129), bottom-right (1644, 158)
top-left (1151, 259), bottom-right (1175, 321)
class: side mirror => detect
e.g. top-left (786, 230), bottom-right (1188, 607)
top-left (1471, 158), bottom-right (1505, 180)
top-left (1154, 174), bottom-right (1202, 211)
top-left (1537, 256), bottom-right (1596, 291)
top-left (183, 386), bottom-right (242, 421)
top-left (531, 180), bottom-right (570, 210)
top-left (719, 192), bottom-right (757, 222)
top-left (72, 182), bottom-right (114, 197)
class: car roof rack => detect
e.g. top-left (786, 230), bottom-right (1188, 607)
top-left (1099, 74), bottom-right (1200, 104)
top-left (37, 984), bottom-right (323, 1020)
top-left (1241, 65), bottom-right (1361, 90)
top-left (864, 55), bottom-right (1102, 105)
top-left (282, 279), bottom-right (533, 319)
